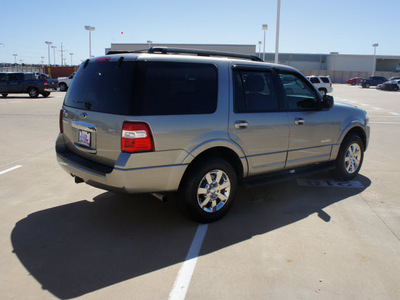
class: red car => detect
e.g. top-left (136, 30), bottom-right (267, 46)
top-left (347, 77), bottom-right (363, 85)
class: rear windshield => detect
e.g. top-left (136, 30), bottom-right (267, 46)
top-left (64, 59), bottom-right (218, 116)
top-left (64, 59), bottom-right (135, 114)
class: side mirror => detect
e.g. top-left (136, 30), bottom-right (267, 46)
top-left (321, 94), bottom-right (334, 109)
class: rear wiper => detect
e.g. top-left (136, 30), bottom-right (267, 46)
top-left (84, 102), bottom-right (92, 110)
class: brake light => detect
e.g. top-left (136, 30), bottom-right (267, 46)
top-left (44, 81), bottom-right (48, 86)
top-left (59, 109), bottom-right (64, 133)
top-left (121, 122), bottom-right (154, 153)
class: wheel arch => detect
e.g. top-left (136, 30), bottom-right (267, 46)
top-left (331, 125), bottom-right (368, 160)
top-left (179, 145), bottom-right (246, 192)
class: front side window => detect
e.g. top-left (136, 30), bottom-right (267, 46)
top-left (233, 70), bottom-right (279, 113)
top-left (279, 72), bottom-right (319, 111)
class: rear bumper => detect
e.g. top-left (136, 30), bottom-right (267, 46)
top-left (56, 141), bottom-right (187, 194)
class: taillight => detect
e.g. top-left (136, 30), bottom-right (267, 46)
top-left (59, 109), bottom-right (64, 133)
top-left (121, 122), bottom-right (154, 153)
top-left (44, 81), bottom-right (48, 86)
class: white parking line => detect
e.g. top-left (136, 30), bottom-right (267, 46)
top-left (0, 165), bottom-right (22, 175)
top-left (169, 224), bottom-right (208, 300)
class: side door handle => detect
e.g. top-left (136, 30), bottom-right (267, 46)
top-left (294, 118), bottom-right (305, 126)
top-left (234, 120), bottom-right (249, 129)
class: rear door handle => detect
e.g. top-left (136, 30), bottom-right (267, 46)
top-left (234, 120), bottom-right (249, 129)
top-left (294, 118), bottom-right (305, 125)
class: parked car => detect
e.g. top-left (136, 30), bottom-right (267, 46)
top-left (360, 76), bottom-right (388, 88)
top-left (347, 77), bottom-right (363, 85)
top-left (58, 72), bottom-right (76, 91)
top-left (0, 72), bottom-right (58, 98)
top-left (56, 47), bottom-right (370, 223)
top-left (307, 75), bottom-right (333, 95)
top-left (377, 80), bottom-right (400, 91)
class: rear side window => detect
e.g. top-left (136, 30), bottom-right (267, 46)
top-left (132, 61), bottom-right (218, 115)
top-left (64, 59), bottom-right (135, 114)
top-left (233, 70), bottom-right (279, 113)
top-left (320, 77), bottom-right (330, 83)
top-left (309, 77), bottom-right (320, 84)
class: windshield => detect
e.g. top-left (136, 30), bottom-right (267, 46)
top-left (64, 59), bottom-right (135, 115)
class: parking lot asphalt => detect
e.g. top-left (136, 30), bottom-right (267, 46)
top-left (0, 85), bottom-right (399, 299)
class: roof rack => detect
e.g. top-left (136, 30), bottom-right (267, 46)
top-left (107, 47), bottom-right (263, 62)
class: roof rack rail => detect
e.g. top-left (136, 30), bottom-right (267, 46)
top-left (107, 47), bottom-right (263, 62)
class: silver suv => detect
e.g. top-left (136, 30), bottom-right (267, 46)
top-left (56, 48), bottom-right (370, 223)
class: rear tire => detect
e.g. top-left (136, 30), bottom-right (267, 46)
top-left (331, 134), bottom-right (364, 180)
top-left (28, 88), bottom-right (39, 98)
top-left (42, 92), bottom-right (50, 97)
top-left (59, 83), bottom-right (68, 91)
top-left (179, 158), bottom-right (237, 223)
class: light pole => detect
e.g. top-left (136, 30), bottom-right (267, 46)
top-left (262, 24), bottom-right (268, 61)
top-left (45, 41), bottom-right (52, 65)
top-left (84, 25), bottom-right (95, 58)
top-left (69, 53), bottom-right (74, 66)
top-left (41, 56), bottom-right (45, 68)
top-left (275, 0), bottom-right (281, 64)
top-left (13, 54), bottom-right (17, 65)
top-left (372, 43), bottom-right (379, 76)
top-left (258, 41), bottom-right (262, 58)
top-left (147, 40), bottom-right (152, 49)
top-left (51, 45), bottom-right (57, 65)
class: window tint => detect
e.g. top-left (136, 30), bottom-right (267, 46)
top-left (132, 61), bottom-right (218, 115)
top-left (320, 77), bottom-right (330, 83)
top-left (279, 72), bottom-right (319, 111)
top-left (310, 77), bottom-right (320, 84)
top-left (233, 70), bottom-right (279, 113)
top-left (64, 60), bottom-right (135, 114)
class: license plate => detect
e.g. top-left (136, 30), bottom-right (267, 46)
top-left (79, 130), bottom-right (91, 147)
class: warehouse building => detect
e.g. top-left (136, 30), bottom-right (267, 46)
top-left (106, 43), bottom-right (400, 82)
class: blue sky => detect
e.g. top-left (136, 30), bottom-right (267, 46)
top-left (0, 0), bottom-right (398, 65)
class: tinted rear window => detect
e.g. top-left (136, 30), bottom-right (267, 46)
top-left (64, 59), bottom-right (218, 116)
top-left (64, 59), bottom-right (135, 114)
top-left (132, 61), bottom-right (218, 115)
top-left (320, 77), bottom-right (330, 83)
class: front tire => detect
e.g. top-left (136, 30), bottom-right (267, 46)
top-left (332, 134), bottom-right (364, 180)
top-left (179, 159), bottom-right (237, 223)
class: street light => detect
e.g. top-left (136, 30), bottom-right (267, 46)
top-left (275, 0), bottom-right (281, 64)
top-left (41, 56), bottom-right (45, 68)
top-left (45, 41), bottom-right (52, 65)
top-left (262, 24), bottom-right (268, 61)
top-left (69, 53), bottom-right (74, 66)
top-left (372, 43), bottom-right (379, 76)
top-left (84, 25), bottom-right (95, 58)
top-left (258, 41), bottom-right (262, 58)
top-left (51, 45), bottom-right (57, 65)
top-left (147, 40), bottom-right (153, 48)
